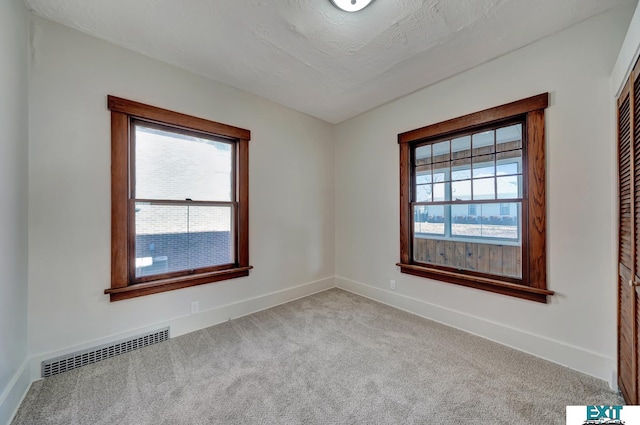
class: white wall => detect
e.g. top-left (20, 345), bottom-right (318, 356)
top-left (0, 0), bottom-right (30, 423)
top-left (335, 5), bottom-right (634, 383)
top-left (612, 1), bottom-right (640, 96)
top-left (27, 16), bottom-right (335, 376)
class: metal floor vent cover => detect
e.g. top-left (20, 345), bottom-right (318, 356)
top-left (42, 327), bottom-right (169, 378)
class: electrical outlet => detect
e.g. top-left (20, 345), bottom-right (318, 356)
top-left (390, 280), bottom-right (396, 290)
top-left (191, 301), bottom-right (199, 314)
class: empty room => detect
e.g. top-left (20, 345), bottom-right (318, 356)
top-left (3, 0), bottom-right (640, 423)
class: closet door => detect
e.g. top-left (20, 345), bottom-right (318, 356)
top-left (618, 60), bottom-right (640, 404)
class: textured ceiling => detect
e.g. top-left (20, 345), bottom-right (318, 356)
top-left (24, 0), bottom-right (636, 123)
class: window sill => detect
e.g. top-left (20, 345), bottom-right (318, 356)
top-left (396, 263), bottom-right (553, 303)
top-left (105, 266), bottom-right (253, 301)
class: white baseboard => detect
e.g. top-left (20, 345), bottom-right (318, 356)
top-left (336, 276), bottom-right (616, 387)
top-left (168, 276), bottom-right (336, 338)
top-left (0, 360), bottom-right (31, 425)
top-left (29, 277), bottom-right (335, 383)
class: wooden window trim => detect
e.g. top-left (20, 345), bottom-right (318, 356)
top-left (397, 93), bottom-right (553, 303)
top-left (105, 96), bottom-right (252, 301)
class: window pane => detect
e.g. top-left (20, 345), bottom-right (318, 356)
top-left (432, 140), bottom-right (450, 162)
top-left (496, 124), bottom-right (522, 152)
top-left (135, 203), bottom-right (233, 278)
top-left (451, 158), bottom-right (471, 181)
top-left (497, 150), bottom-right (522, 172)
top-left (416, 184), bottom-right (432, 202)
top-left (472, 130), bottom-right (495, 152)
top-left (497, 176), bottom-right (521, 199)
top-left (416, 165), bottom-right (432, 184)
top-left (415, 145), bottom-right (432, 165)
top-left (452, 203), bottom-right (519, 240)
top-left (432, 163), bottom-right (449, 182)
top-left (451, 204), bottom-right (472, 227)
top-left (433, 182), bottom-right (448, 202)
top-left (414, 205), bottom-right (444, 235)
top-left (452, 180), bottom-right (471, 201)
top-left (135, 124), bottom-right (233, 201)
top-left (496, 160), bottom-right (520, 176)
top-left (452, 136), bottom-right (471, 159)
top-left (473, 177), bottom-right (495, 200)
top-left (473, 154), bottom-right (495, 177)
top-left (187, 205), bottom-right (234, 269)
top-left (452, 205), bottom-right (482, 238)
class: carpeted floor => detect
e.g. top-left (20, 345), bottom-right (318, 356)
top-left (12, 288), bottom-right (622, 424)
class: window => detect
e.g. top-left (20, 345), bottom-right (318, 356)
top-left (398, 93), bottom-right (552, 303)
top-left (106, 96), bottom-right (252, 301)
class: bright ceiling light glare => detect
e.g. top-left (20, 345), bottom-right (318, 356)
top-left (329, 0), bottom-right (375, 12)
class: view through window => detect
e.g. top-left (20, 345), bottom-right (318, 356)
top-left (412, 122), bottom-right (523, 277)
top-left (134, 123), bottom-right (235, 279)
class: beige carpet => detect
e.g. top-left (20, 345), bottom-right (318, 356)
top-left (12, 288), bottom-right (622, 424)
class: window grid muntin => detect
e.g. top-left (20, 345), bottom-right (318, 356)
top-left (414, 128), bottom-right (523, 200)
top-left (412, 119), bottom-right (524, 245)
